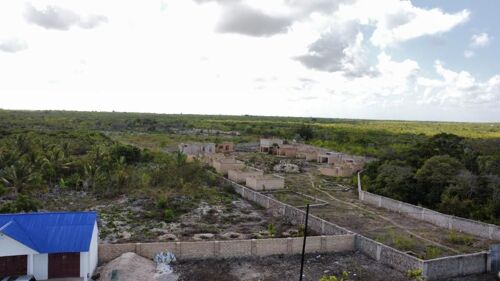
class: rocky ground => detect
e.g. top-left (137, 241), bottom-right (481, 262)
top-left (38, 188), bottom-right (307, 243)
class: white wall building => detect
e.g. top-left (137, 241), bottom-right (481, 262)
top-left (0, 212), bottom-right (98, 281)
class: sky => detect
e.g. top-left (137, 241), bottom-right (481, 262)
top-left (0, 0), bottom-right (499, 122)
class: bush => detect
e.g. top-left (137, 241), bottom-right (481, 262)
top-left (319, 271), bottom-right (349, 281)
top-left (156, 197), bottom-right (168, 209)
top-left (0, 195), bottom-right (39, 213)
top-left (267, 223), bottom-right (276, 237)
top-left (164, 208), bottom-right (175, 222)
top-left (406, 268), bottom-right (424, 281)
top-left (424, 246), bottom-right (441, 259)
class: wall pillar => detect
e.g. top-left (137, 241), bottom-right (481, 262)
top-left (251, 239), bottom-right (257, 256)
top-left (27, 254), bottom-right (34, 275)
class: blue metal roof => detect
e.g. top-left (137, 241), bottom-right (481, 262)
top-left (0, 211), bottom-right (97, 254)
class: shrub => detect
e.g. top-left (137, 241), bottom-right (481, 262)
top-left (156, 197), bottom-right (168, 209)
top-left (268, 223), bottom-right (276, 237)
top-left (424, 246), bottom-right (441, 259)
top-left (406, 268), bottom-right (424, 281)
top-left (164, 208), bottom-right (175, 222)
top-left (319, 271), bottom-right (349, 281)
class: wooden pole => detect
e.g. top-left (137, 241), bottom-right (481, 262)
top-left (299, 204), bottom-right (310, 281)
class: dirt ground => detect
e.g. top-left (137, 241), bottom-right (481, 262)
top-left (172, 252), bottom-right (497, 281)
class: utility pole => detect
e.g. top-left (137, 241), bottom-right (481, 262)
top-left (299, 204), bottom-right (310, 281)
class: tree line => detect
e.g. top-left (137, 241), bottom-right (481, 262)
top-left (362, 133), bottom-right (500, 224)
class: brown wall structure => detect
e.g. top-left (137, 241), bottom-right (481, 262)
top-left (216, 142), bottom-right (235, 153)
top-left (275, 145), bottom-right (298, 157)
top-left (211, 158), bottom-right (245, 175)
top-left (228, 168), bottom-right (264, 183)
top-left (98, 235), bottom-right (355, 263)
top-left (245, 174), bottom-right (285, 191)
top-left (319, 166), bottom-right (355, 178)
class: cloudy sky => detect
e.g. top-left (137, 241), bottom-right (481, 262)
top-left (0, 0), bottom-right (498, 122)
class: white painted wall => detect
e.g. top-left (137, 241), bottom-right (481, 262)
top-left (89, 222), bottom-right (99, 277)
top-left (33, 254), bottom-right (48, 280)
top-left (0, 233), bottom-right (38, 256)
top-left (80, 252), bottom-right (88, 280)
top-left (80, 222), bottom-right (99, 280)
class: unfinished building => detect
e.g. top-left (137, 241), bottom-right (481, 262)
top-left (216, 142), bottom-right (235, 153)
top-left (275, 144), bottom-right (298, 157)
top-left (228, 168), bottom-right (264, 183)
top-left (296, 144), bottom-right (327, 161)
top-left (178, 143), bottom-right (215, 155)
top-left (260, 138), bottom-right (284, 153)
top-left (319, 166), bottom-right (356, 177)
top-left (245, 174), bottom-right (285, 191)
top-left (212, 158), bottom-right (246, 175)
top-left (317, 152), bottom-right (344, 164)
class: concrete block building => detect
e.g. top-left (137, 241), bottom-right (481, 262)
top-left (245, 174), bottom-right (285, 191)
top-left (216, 142), bottom-right (235, 153)
top-left (275, 144), bottom-right (298, 158)
top-left (178, 143), bottom-right (215, 156)
top-left (319, 166), bottom-right (356, 177)
top-left (317, 152), bottom-right (344, 164)
top-left (228, 168), bottom-right (264, 183)
top-left (260, 138), bottom-right (284, 154)
top-left (212, 158), bottom-right (245, 175)
top-left (0, 212), bottom-right (98, 281)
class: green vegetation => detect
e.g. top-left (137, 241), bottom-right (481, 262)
top-left (376, 229), bottom-right (415, 252)
top-left (0, 109), bottom-right (498, 225)
top-left (267, 223), bottom-right (276, 237)
top-left (363, 133), bottom-right (500, 224)
top-left (319, 271), bottom-right (350, 281)
top-left (406, 268), bottom-right (424, 281)
top-left (424, 246), bottom-right (442, 259)
top-left (447, 230), bottom-right (474, 246)
top-left (0, 128), bottom-right (217, 217)
top-left (1, 109), bottom-right (499, 157)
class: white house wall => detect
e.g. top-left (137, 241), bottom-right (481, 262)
top-left (79, 222), bottom-right (99, 280)
top-left (33, 254), bottom-right (48, 280)
top-left (80, 252), bottom-right (88, 279)
top-left (89, 222), bottom-right (99, 277)
top-left (0, 233), bottom-right (38, 256)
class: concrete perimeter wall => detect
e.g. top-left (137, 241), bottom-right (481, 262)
top-left (98, 235), bottom-right (355, 263)
top-left (220, 176), bottom-right (351, 235)
top-left (423, 252), bottom-right (491, 279)
top-left (357, 172), bottom-right (492, 279)
top-left (358, 185), bottom-right (500, 240)
top-left (355, 235), bottom-right (424, 273)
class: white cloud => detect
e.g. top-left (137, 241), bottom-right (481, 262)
top-left (24, 3), bottom-right (107, 30)
top-left (464, 50), bottom-right (475, 58)
top-left (0, 37), bottom-right (27, 53)
top-left (418, 61), bottom-right (500, 106)
top-left (295, 20), bottom-right (375, 76)
top-left (337, 0), bottom-right (470, 48)
top-left (0, 0), bottom-right (498, 122)
top-left (470, 32), bottom-right (490, 47)
top-left (216, 3), bottom-right (293, 36)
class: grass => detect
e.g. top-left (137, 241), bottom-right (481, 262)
top-left (375, 229), bottom-right (416, 252)
top-left (447, 230), bottom-right (474, 246)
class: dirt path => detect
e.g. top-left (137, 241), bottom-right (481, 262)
top-left (306, 173), bottom-right (462, 254)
